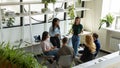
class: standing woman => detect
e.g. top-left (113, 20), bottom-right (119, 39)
top-left (49, 18), bottom-right (61, 48)
top-left (72, 17), bottom-right (83, 56)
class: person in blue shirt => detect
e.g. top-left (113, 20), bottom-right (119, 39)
top-left (49, 18), bottom-right (61, 48)
top-left (92, 33), bottom-right (101, 57)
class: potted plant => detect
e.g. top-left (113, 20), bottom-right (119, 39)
top-left (99, 13), bottom-right (114, 29)
top-left (41, 0), bottom-right (56, 13)
top-left (68, 5), bottom-right (75, 19)
top-left (67, 5), bottom-right (75, 34)
top-left (0, 42), bottom-right (44, 68)
top-left (2, 17), bottom-right (15, 27)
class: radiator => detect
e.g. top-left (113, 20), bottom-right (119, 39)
top-left (110, 37), bottom-right (120, 52)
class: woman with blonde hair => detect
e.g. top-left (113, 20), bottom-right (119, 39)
top-left (80, 35), bottom-right (96, 62)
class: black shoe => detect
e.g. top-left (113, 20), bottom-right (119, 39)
top-left (48, 59), bottom-right (54, 64)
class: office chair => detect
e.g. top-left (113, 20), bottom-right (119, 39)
top-left (58, 55), bottom-right (74, 68)
top-left (20, 44), bottom-right (55, 64)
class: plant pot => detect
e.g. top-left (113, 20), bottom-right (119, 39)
top-left (41, 8), bottom-right (51, 13)
top-left (0, 57), bottom-right (17, 68)
top-left (55, 8), bottom-right (64, 12)
top-left (106, 22), bottom-right (110, 27)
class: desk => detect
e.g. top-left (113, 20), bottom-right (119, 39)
top-left (102, 51), bottom-right (119, 59)
top-left (73, 51), bottom-right (120, 68)
top-left (13, 41), bottom-right (42, 56)
top-left (88, 56), bottom-right (120, 68)
top-left (19, 43), bottom-right (42, 55)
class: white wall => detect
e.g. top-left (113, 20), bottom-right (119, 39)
top-left (84, 0), bottom-right (120, 52)
top-left (83, 0), bottom-right (108, 51)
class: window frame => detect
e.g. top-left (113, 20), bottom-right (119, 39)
top-left (1, 0), bottom-right (85, 28)
top-left (115, 16), bottom-right (120, 29)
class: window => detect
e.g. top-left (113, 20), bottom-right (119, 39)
top-left (110, 0), bottom-right (120, 29)
top-left (23, 0), bottom-right (42, 2)
top-left (0, 0), bottom-right (19, 2)
top-left (23, 0), bottom-right (45, 24)
top-left (0, 0), bottom-right (85, 27)
top-left (48, 3), bottom-right (65, 22)
top-left (0, 0), bottom-right (45, 27)
top-left (48, 3), bottom-right (54, 22)
top-left (23, 4), bottom-right (44, 24)
top-left (54, 3), bottom-right (64, 20)
top-left (1, 0), bottom-right (20, 27)
top-left (102, 0), bottom-right (120, 29)
top-left (115, 16), bottom-right (120, 29)
top-left (76, 1), bottom-right (85, 18)
top-left (110, 0), bottom-right (120, 14)
top-left (1, 5), bottom-right (20, 27)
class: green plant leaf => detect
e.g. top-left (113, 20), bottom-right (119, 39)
top-left (0, 42), bottom-right (41, 68)
top-left (68, 5), bottom-right (75, 19)
top-left (98, 22), bottom-right (104, 30)
top-left (99, 13), bottom-right (114, 29)
top-left (42, 0), bottom-right (56, 8)
top-left (78, 0), bottom-right (81, 5)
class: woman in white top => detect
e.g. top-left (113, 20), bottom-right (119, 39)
top-left (49, 18), bottom-right (61, 48)
top-left (40, 31), bottom-right (58, 57)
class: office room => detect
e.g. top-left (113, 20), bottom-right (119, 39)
top-left (0, 0), bottom-right (120, 68)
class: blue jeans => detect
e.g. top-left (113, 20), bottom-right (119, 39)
top-left (72, 35), bottom-right (80, 56)
top-left (44, 49), bottom-right (58, 57)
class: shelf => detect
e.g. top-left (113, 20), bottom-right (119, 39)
top-left (0, 1), bottom-right (66, 6)
top-left (2, 7), bottom-right (89, 18)
top-left (2, 11), bottom-right (53, 18)
top-left (0, 0), bottom-right (93, 6)
top-left (75, 7), bottom-right (90, 11)
top-left (0, 1), bottom-right (43, 6)
top-left (55, 9), bottom-right (67, 13)
top-left (81, 0), bottom-right (93, 1)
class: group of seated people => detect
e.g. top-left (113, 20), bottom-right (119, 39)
top-left (40, 31), bottom-right (101, 65)
top-left (79, 33), bottom-right (100, 63)
top-left (40, 31), bottom-right (74, 62)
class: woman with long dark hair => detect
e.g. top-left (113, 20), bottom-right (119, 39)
top-left (72, 17), bottom-right (83, 56)
top-left (49, 18), bottom-right (61, 48)
top-left (40, 31), bottom-right (58, 57)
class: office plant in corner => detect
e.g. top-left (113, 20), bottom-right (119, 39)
top-left (0, 42), bottom-right (44, 68)
top-left (99, 13), bottom-right (114, 29)
top-left (41, 0), bottom-right (56, 13)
